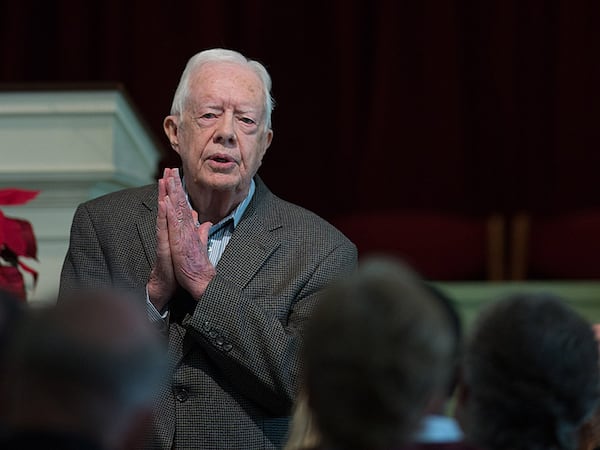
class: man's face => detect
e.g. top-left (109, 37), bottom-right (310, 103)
top-left (165, 61), bottom-right (273, 195)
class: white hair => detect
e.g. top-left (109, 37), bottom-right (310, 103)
top-left (170, 48), bottom-right (274, 129)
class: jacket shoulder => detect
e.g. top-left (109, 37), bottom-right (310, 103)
top-left (79, 184), bottom-right (157, 214)
top-left (261, 192), bottom-right (355, 249)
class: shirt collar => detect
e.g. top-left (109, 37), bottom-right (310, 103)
top-left (413, 414), bottom-right (463, 443)
top-left (210, 178), bottom-right (255, 232)
top-left (182, 176), bottom-right (255, 231)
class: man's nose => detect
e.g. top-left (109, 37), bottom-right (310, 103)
top-left (213, 114), bottom-right (237, 147)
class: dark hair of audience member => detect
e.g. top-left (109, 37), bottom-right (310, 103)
top-left (302, 257), bottom-right (457, 450)
top-left (460, 293), bottom-right (600, 450)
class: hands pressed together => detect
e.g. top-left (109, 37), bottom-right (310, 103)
top-left (147, 168), bottom-right (216, 311)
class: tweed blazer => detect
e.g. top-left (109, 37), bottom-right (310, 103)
top-left (59, 176), bottom-right (357, 450)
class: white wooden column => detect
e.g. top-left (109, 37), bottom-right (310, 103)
top-left (0, 89), bottom-right (161, 304)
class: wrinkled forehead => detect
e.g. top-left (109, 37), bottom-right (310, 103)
top-left (187, 61), bottom-right (266, 111)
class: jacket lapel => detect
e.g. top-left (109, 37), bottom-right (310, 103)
top-left (215, 176), bottom-right (282, 288)
top-left (136, 186), bottom-right (189, 368)
top-left (137, 187), bottom-right (159, 270)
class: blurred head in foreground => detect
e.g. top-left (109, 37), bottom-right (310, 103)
top-left (457, 293), bottom-right (600, 450)
top-left (3, 289), bottom-right (166, 449)
top-left (302, 257), bottom-right (457, 450)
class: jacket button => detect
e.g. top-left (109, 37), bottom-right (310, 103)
top-left (202, 321), bottom-right (211, 332)
top-left (209, 330), bottom-right (218, 338)
top-left (223, 343), bottom-right (233, 352)
top-left (175, 387), bottom-right (189, 402)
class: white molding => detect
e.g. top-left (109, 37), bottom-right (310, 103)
top-left (0, 89), bottom-right (161, 303)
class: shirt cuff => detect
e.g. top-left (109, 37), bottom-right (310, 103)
top-left (145, 286), bottom-right (169, 329)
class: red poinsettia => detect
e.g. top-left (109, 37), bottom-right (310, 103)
top-left (0, 188), bottom-right (39, 301)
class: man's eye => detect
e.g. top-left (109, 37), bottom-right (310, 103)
top-left (239, 117), bottom-right (256, 125)
top-left (201, 113), bottom-right (217, 119)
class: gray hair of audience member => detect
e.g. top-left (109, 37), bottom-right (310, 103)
top-left (461, 293), bottom-right (600, 450)
top-left (302, 257), bottom-right (457, 450)
top-left (170, 48), bottom-right (275, 129)
top-left (5, 289), bottom-right (166, 446)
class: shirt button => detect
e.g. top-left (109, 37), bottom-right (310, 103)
top-left (175, 387), bottom-right (189, 403)
top-left (202, 321), bottom-right (211, 332)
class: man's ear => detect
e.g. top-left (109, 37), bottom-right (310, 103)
top-left (259, 129), bottom-right (273, 160)
top-left (266, 129), bottom-right (273, 149)
top-left (163, 115), bottom-right (180, 154)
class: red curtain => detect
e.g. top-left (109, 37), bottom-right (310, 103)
top-left (2, 0), bottom-right (600, 220)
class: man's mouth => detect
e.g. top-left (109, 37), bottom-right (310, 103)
top-left (209, 154), bottom-right (235, 164)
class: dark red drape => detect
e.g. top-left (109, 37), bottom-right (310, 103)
top-left (2, 0), bottom-right (600, 221)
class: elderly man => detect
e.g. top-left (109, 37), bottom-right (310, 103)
top-left (456, 293), bottom-right (600, 450)
top-left (60, 48), bottom-right (357, 449)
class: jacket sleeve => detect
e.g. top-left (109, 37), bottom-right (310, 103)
top-left (59, 199), bottom-right (153, 307)
top-left (59, 203), bottom-right (113, 298)
top-left (182, 240), bottom-right (357, 415)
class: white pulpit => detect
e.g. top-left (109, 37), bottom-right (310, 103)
top-left (0, 88), bottom-right (162, 303)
